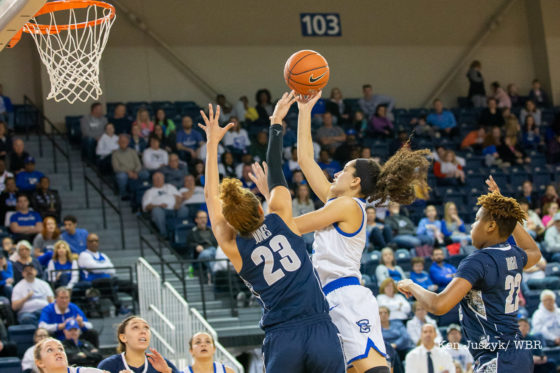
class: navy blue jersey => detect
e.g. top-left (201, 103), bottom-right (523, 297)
top-left (237, 213), bottom-right (329, 329)
top-left (455, 242), bottom-right (528, 360)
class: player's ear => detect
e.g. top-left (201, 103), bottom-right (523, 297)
top-left (351, 176), bottom-right (361, 188)
top-left (486, 220), bottom-right (498, 233)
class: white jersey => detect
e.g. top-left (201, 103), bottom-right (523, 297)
top-left (312, 197), bottom-right (366, 286)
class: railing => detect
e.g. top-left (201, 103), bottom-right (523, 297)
top-left (137, 258), bottom-right (244, 373)
top-left (22, 95), bottom-right (73, 190)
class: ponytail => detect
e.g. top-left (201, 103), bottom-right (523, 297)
top-left (220, 178), bottom-right (263, 236)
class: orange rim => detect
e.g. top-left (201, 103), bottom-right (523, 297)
top-left (22, 0), bottom-right (115, 35)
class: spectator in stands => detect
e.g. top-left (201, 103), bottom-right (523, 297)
top-left (417, 205), bottom-right (445, 246)
top-left (46, 241), bottom-right (78, 289)
top-left (2, 236), bottom-right (15, 257)
top-left (0, 84), bottom-right (13, 129)
top-left (142, 171), bottom-right (189, 236)
top-left (0, 252), bottom-right (13, 298)
top-left (517, 181), bottom-right (540, 212)
top-left (192, 159), bottom-right (206, 186)
top-left (504, 115), bottom-right (521, 140)
top-left (541, 185), bottom-right (560, 211)
top-left (519, 199), bottom-right (545, 240)
top-left (143, 136), bottom-right (169, 172)
top-left (410, 257), bottom-right (437, 291)
top-left (213, 94), bottom-right (233, 125)
top-left (444, 324), bottom-right (474, 373)
top-left (522, 115), bottom-right (542, 150)
top-left (365, 206), bottom-right (392, 250)
top-left (62, 319), bottom-right (103, 366)
top-left (385, 202), bottom-right (434, 249)
top-left (8, 138), bottom-right (29, 174)
top-left (316, 112), bottom-right (346, 154)
top-left (129, 123), bottom-right (147, 155)
top-left (95, 123), bottom-right (118, 172)
top-left (282, 146), bottom-right (301, 182)
top-left (326, 87), bottom-right (350, 126)
top-left (0, 176), bottom-right (17, 223)
top-left (98, 316), bottom-right (179, 373)
top-left (406, 301), bottom-right (442, 345)
top-left (354, 110), bottom-right (368, 139)
top-left (379, 306), bottom-right (413, 362)
top-left (32, 216), bottom-right (60, 265)
top-left (442, 202), bottom-right (470, 245)
top-left (159, 153), bottom-right (188, 189)
top-left (77, 233), bottom-right (116, 282)
top-left (80, 103), bottom-right (107, 160)
top-left (154, 108), bottom-right (176, 136)
top-left (490, 81), bottom-right (512, 109)
top-left (376, 248), bottom-right (406, 286)
top-left (507, 83), bottom-right (521, 107)
top-left (0, 158), bottom-right (13, 192)
top-left (544, 213), bottom-right (560, 260)
top-left (109, 103), bottom-right (132, 135)
top-left (498, 135), bottom-right (531, 165)
top-left (434, 150), bottom-right (465, 185)
top-left (152, 124), bottom-right (175, 154)
top-left (179, 174), bottom-right (205, 210)
top-left (317, 149), bottom-right (342, 179)
top-left (518, 318), bottom-right (557, 373)
top-left (12, 239), bottom-right (43, 282)
top-left (411, 115), bottom-right (435, 140)
top-left (529, 79), bottom-right (551, 108)
top-left (483, 126), bottom-right (509, 167)
top-left (39, 287), bottom-right (96, 344)
top-left (377, 278), bottom-right (411, 321)
top-left (218, 151), bottom-right (236, 179)
top-left (359, 83), bottom-right (395, 119)
top-left (520, 99), bottom-right (542, 126)
top-left (185, 211), bottom-right (217, 283)
top-left (405, 323), bottom-right (455, 373)
top-left (281, 119), bottom-right (297, 152)
top-left (479, 98), bottom-right (505, 128)
top-left (249, 130), bottom-right (267, 162)
top-left (255, 88), bottom-right (273, 126)
top-left (532, 290), bottom-right (560, 346)
top-left (10, 193), bottom-right (43, 241)
top-left (61, 215), bottom-right (88, 254)
top-left (542, 202), bottom-right (559, 229)
top-left (31, 177), bottom-right (61, 221)
top-left (429, 247), bottom-right (457, 288)
top-left (112, 134), bottom-right (145, 199)
top-left (22, 327), bottom-right (49, 373)
top-left (233, 96), bottom-right (259, 123)
top-left (291, 183), bottom-right (315, 251)
top-left (545, 121), bottom-right (560, 164)
top-left (133, 108), bottom-right (154, 138)
top-left (239, 163), bottom-right (259, 196)
top-left (367, 104), bottom-right (394, 138)
top-left (223, 116), bottom-right (250, 159)
top-left (15, 156), bottom-right (44, 193)
top-left (466, 60), bottom-right (486, 107)
top-left (11, 263), bottom-right (53, 325)
top-left (176, 116), bottom-right (204, 164)
top-left (0, 121), bottom-right (10, 161)
top-left (427, 99), bottom-right (458, 138)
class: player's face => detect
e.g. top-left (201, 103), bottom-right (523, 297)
top-left (120, 318), bottom-right (151, 351)
top-left (190, 332), bottom-right (215, 359)
top-left (470, 207), bottom-right (488, 249)
top-left (331, 162), bottom-right (359, 197)
top-left (36, 340), bottom-right (67, 371)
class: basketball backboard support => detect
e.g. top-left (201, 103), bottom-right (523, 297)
top-left (0, 0), bottom-right (46, 51)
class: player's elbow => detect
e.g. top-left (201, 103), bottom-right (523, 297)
top-left (431, 298), bottom-right (453, 316)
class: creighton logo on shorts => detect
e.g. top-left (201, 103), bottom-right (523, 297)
top-left (356, 319), bottom-right (371, 333)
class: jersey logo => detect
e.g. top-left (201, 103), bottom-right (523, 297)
top-left (356, 319), bottom-right (371, 333)
top-left (309, 72), bottom-right (326, 83)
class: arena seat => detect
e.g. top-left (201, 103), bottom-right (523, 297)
top-left (127, 101), bottom-right (152, 116)
top-left (546, 262), bottom-right (560, 277)
top-left (8, 324), bottom-right (35, 357)
top-left (0, 357), bottom-right (22, 373)
top-left (533, 169), bottom-right (551, 186)
top-left (173, 220), bottom-right (194, 251)
top-left (395, 249), bottom-right (412, 271)
top-left (65, 115), bottom-right (82, 144)
top-left (360, 251), bottom-right (381, 275)
top-left (527, 277), bottom-right (560, 291)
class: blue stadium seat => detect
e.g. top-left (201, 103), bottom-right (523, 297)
top-left (527, 277), bottom-right (560, 290)
top-left (546, 262), bottom-right (560, 277)
top-left (173, 220), bottom-right (194, 251)
top-left (448, 254), bottom-right (467, 269)
top-left (533, 169), bottom-right (551, 187)
top-left (530, 154), bottom-right (547, 166)
top-left (509, 167), bottom-right (530, 188)
top-left (395, 249), bottom-right (411, 272)
top-left (408, 108), bottom-right (428, 118)
top-left (8, 324), bottom-right (35, 357)
top-left (65, 115), bottom-right (82, 144)
top-left (371, 143), bottom-right (389, 159)
top-left (343, 98), bottom-right (360, 113)
top-left (488, 171), bottom-right (507, 188)
top-left (0, 357), bottom-right (22, 373)
top-left (524, 290), bottom-right (541, 315)
top-left (152, 101), bottom-right (177, 118)
top-left (456, 97), bottom-right (470, 108)
top-left (106, 102), bottom-right (120, 116)
top-left (14, 104), bottom-right (38, 131)
top-left (542, 109), bottom-right (555, 125)
top-left (543, 347), bottom-right (560, 365)
top-left (361, 251), bottom-right (381, 275)
top-left (127, 101), bottom-right (152, 116)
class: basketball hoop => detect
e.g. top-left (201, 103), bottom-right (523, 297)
top-left (9, 0), bottom-right (116, 104)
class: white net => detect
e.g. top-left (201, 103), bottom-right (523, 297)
top-left (24, 2), bottom-right (115, 104)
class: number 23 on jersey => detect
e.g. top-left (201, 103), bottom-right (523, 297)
top-left (251, 235), bottom-right (302, 286)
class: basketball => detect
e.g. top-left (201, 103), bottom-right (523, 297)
top-left (284, 50), bottom-right (329, 96)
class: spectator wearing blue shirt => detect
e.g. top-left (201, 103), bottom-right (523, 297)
top-left (0, 84), bottom-right (14, 129)
top-left (428, 247), bottom-right (457, 287)
top-left (379, 306), bottom-right (414, 360)
top-left (9, 194), bottom-right (43, 242)
top-left (410, 257), bottom-right (437, 292)
top-left (176, 116), bottom-right (204, 164)
top-left (427, 99), bottom-right (458, 138)
top-left (282, 120), bottom-right (296, 150)
top-left (417, 205), bottom-right (445, 246)
top-left (518, 318), bottom-right (556, 373)
top-left (0, 252), bottom-right (14, 298)
top-left (15, 157), bottom-right (44, 193)
top-left (61, 215), bottom-right (89, 254)
top-left (317, 149), bottom-right (342, 179)
top-left (39, 287), bottom-right (98, 345)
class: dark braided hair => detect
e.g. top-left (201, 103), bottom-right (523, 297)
top-left (477, 191), bottom-right (527, 237)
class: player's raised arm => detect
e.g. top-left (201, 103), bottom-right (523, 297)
top-left (296, 91), bottom-right (332, 203)
top-left (199, 105), bottom-right (241, 271)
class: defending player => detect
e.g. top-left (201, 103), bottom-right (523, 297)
top-left (199, 93), bottom-right (345, 373)
top-left (397, 176), bottom-right (540, 372)
top-left (292, 91), bottom-right (430, 373)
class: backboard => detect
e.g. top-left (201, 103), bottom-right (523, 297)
top-left (0, 0), bottom-right (46, 51)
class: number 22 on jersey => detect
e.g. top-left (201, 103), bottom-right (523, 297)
top-left (251, 235), bottom-right (302, 286)
top-left (504, 273), bottom-right (522, 313)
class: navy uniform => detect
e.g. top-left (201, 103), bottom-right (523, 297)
top-left (455, 242), bottom-right (533, 372)
top-left (236, 213), bottom-right (345, 373)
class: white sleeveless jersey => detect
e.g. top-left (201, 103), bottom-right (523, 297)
top-left (312, 197), bottom-right (366, 286)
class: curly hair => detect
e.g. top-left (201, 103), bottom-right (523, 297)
top-left (368, 145), bottom-right (431, 206)
top-left (477, 191), bottom-right (527, 237)
top-left (220, 178), bottom-right (263, 236)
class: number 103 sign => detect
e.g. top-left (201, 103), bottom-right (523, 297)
top-left (300, 13), bottom-right (342, 37)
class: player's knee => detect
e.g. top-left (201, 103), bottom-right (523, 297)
top-left (364, 367), bottom-right (390, 373)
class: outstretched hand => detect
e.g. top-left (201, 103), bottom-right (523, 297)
top-left (198, 104), bottom-right (234, 144)
top-left (146, 348), bottom-right (171, 373)
top-left (296, 90), bottom-right (322, 113)
top-left (270, 91), bottom-right (298, 124)
top-left (486, 175), bottom-right (501, 194)
top-left (249, 162), bottom-right (270, 201)
top-left (397, 279), bottom-right (414, 298)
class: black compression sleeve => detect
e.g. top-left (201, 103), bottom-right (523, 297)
top-left (267, 123), bottom-right (288, 191)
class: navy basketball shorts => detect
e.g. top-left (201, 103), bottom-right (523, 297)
top-left (262, 314), bottom-right (345, 373)
top-left (475, 345), bottom-right (533, 373)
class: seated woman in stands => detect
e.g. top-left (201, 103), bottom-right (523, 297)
top-left (33, 337), bottom-right (105, 373)
top-left (97, 315), bottom-right (179, 373)
top-left (441, 202), bottom-right (471, 245)
top-left (46, 240), bottom-right (79, 289)
top-left (186, 332), bottom-right (235, 373)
